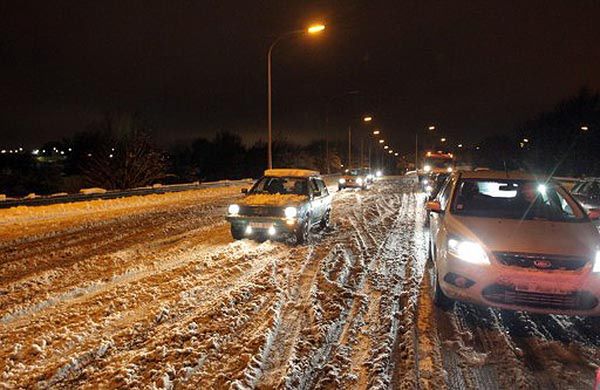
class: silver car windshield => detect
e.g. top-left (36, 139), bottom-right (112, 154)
top-left (451, 179), bottom-right (586, 222)
top-left (250, 176), bottom-right (308, 195)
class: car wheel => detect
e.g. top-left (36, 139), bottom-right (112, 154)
top-left (320, 209), bottom-right (331, 230)
top-left (432, 269), bottom-right (454, 310)
top-left (338, 185), bottom-right (344, 191)
top-left (296, 218), bottom-right (310, 244)
top-left (230, 225), bottom-right (244, 240)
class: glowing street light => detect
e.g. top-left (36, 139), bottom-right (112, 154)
top-left (267, 23), bottom-right (325, 169)
top-left (373, 130), bottom-right (380, 135)
top-left (428, 126), bottom-right (436, 131)
top-left (440, 138), bottom-right (447, 143)
top-left (523, 138), bottom-right (529, 143)
top-left (581, 126), bottom-right (589, 131)
top-left (307, 24), bottom-right (326, 34)
top-left (388, 150), bottom-right (393, 154)
top-left (458, 144), bottom-right (463, 148)
top-left (363, 116), bottom-right (373, 122)
top-left (379, 139), bottom-right (384, 144)
top-left (384, 145), bottom-right (389, 149)
top-left (394, 152), bottom-right (399, 156)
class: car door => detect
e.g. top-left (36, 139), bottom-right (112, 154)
top-left (308, 178), bottom-right (323, 224)
top-left (315, 179), bottom-right (331, 216)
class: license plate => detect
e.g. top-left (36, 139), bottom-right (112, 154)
top-left (250, 222), bottom-right (271, 229)
top-left (515, 284), bottom-right (569, 295)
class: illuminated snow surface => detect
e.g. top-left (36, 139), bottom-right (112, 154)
top-left (0, 178), bottom-right (598, 389)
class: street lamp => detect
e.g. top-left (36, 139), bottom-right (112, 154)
top-left (581, 126), bottom-right (589, 131)
top-left (440, 137), bottom-right (447, 143)
top-left (379, 139), bottom-right (384, 144)
top-left (428, 126), bottom-right (436, 131)
top-left (267, 23), bottom-right (325, 169)
top-left (363, 116), bottom-right (373, 122)
top-left (373, 130), bottom-right (380, 135)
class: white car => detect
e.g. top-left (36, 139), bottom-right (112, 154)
top-left (427, 170), bottom-right (600, 315)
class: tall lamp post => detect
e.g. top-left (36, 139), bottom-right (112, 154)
top-left (267, 23), bottom-right (325, 169)
top-left (325, 90), bottom-right (359, 174)
top-left (415, 125), bottom-right (436, 171)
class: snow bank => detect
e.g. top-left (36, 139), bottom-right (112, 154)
top-left (80, 188), bottom-right (107, 195)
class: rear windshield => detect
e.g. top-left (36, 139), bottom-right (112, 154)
top-left (250, 176), bottom-right (308, 195)
top-left (451, 179), bottom-right (586, 221)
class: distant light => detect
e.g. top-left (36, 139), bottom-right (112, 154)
top-left (111, 148), bottom-right (115, 151)
top-left (388, 150), bottom-right (393, 154)
top-left (68, 148), bottom-right (72, 152)
top-left (427, 151), bottom-right (432, 157)
top-left (384, 145), bottom-right (389, 149)
top-left (379, 139), bottom-right (384, 144)
top-left (373, 130), bottom-right (380, 135)
top-left (476, 146), bottom-right (480, 150)
top-left (523, 138), bottom-right (529, 143)
top-left (109, 154), bottom-right (114, 158)
top-left (32, 149), bottom-right (39, 155)
top-left (458, 144), bottom-right (463, 148)
top-left (87, 153), bottom-right (92, 157)
top-left (440, 138), bottom-right (447, 143)
top-left (60, 151), bottom-right (65, 155)
top-left (18, 147), bottom-right (23, 152)
top-left (581, 126), bottom-right (589, 131)
top-left (394, 152), bottom-right (399, 156)
top-left (268, 226), bottom-right (276, 236)
top-left (0, 150), bottom-right (5, 154)
top-left (245, 225), bottom-right (253, 235)
top-left (428, 126), bottom-right (435, 131)
top-left (307, 24), bottom-right (325, 34)
top-left (363, 116), bottom-right (373, 122)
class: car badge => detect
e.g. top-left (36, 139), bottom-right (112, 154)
top-left (533, 259), bottom-right (552, 269)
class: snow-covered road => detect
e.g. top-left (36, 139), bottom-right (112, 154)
top-left (0, 178), bottom-right (598, 389)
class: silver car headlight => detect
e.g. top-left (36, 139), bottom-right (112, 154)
top-left (339, 178), bottom-right (346, 184)
top-left (448, 238), bottom-right (490, 265)
top-left (447, 167), bottom-right (453, 173)
top-left (593, 251), bottom-right (600, 273)
top-left (228, 204), bottom-right (240, 215)
top-left (424, 165), bottom-right (432, 173)
top-left (284, 206), bottom-right (298, 219)
top-left (356, 177), bottom-right (363, 185)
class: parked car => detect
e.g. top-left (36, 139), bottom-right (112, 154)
top-left (427, 170), bottom-right (600, 316)
top-left (338, 168), bottom-right (371, 190)
top-left (226, 169), bottom-right (332, 244)
top-left (422, 173), bottom-right (450, 200)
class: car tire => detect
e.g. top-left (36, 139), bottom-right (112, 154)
top-left (230, 225), bottom-right (244, 240)
top-left (296, 218), bottom-right (310, 244)
top-left (338, 185), bottom-right (344, 191)
top-left (320, 209), bottom-right (331, 230)
top-left (432, 269), bottom-right (454, 310)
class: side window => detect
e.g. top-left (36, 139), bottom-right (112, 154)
top-left (438, 177), bottom-right (455, 210)
top-left (589, 182), bottom-right (600, 198)
top-left (316, 179), bottom-right (328, 196)
top-left (309, 179), bottom-right (320, 196)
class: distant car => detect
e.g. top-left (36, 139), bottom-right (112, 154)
top-left (226, 169), bottom-right (332, 244)
top-left (427, 170), bottom-right (600, 315)
top-left (338, 168), bottom-right (371, 190)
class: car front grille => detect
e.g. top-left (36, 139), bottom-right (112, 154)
top-left (494, 252), bottom-right (589, 271)
top-left (239, 206), bottom-right (282, 217)
top-left (482, 284), bottom-right (598, 311)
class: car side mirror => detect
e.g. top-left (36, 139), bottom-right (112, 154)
top-left (426, 201), bottom-right (443, 213)
top-left (241, 188), bottom-right (248, 194)
top-left (589, 209), bottom-right (600, 221)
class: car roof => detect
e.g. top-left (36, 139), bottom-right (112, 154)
top-left (263, 169), bottom-right (320, 178)
top-left (457, 170), bottom-right (543, 181)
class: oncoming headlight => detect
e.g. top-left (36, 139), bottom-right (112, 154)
top-left (284, 206), bottom-right (298, 219)
top-left (593, 251), bottom-right (600, 273)
top-left (339, 178), bottom-right (346, 184)
top-left (447, 167), bottom-right (453, 173)
top-left (228, 204), bottom-right (240, 215)
top-left (356, 177), bottom-right (363, 185)
top-left (423, 165), bottom-right (432, 173)
top-left (448, 238), bottom-right (490, 265)
top-left (376, 170), bottom-right (382, 177)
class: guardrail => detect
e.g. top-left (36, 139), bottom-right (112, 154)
top-left (0, 173), bottom-right (342, 210)
top-left (0, 179), bottom-right (255, 209)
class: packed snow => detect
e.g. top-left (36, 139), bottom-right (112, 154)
top-left (0, 178), bottom-right (598, 388)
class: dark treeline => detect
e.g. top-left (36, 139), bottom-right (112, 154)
top-left (2, 88), bottom-right (600, 197)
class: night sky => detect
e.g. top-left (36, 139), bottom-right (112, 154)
top-left (1, 0), bottom-right (599, 153)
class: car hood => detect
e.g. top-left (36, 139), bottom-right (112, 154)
top-left (449, 214), bottom-right (600, 257)
top-left (241, 194), bottom-right (308, 208)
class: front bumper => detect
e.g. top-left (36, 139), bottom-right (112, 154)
top-left (438, 252), bottom-right (600, 316)
top-left (226, 215), bottom-right (300, 235)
